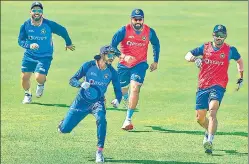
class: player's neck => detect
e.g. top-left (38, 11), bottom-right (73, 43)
top-left (96, 60), bottom-right (107, 70)
top-left (31, 17), bottom-right (43, 26)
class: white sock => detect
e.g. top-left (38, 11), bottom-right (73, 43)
top-left (38, 83), bottom-right (44, 86)
top-left (208, 134), bottom-right (214, 143)
top-left (25, 89), bottom-right (31, 95)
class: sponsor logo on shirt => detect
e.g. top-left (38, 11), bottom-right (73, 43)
top-left (89, 79), bottom-right (108, 86)
top-left (126, 41), bottom-right (146, 47)
top-left (203, 59), bottom-right (224, 66)
top-left (28, 36), bottom-right (47, 40)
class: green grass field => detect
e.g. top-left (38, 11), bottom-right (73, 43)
top-left (1, 1), bottom-right (248, 164)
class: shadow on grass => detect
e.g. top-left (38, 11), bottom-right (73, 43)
top-left (144, 126), bottom-right (248, 137)
top-left (106, 107), bottom-right (139, 112)
top-left (89, 159), bottom-right (215, 164)
top-left (215, 149), bottom-right (248, 156)
top-left (31, 103), bottom-right (139, 113)
top-left (31, 102), bottom-right (70, 108)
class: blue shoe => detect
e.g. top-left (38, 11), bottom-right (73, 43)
top-left (95, 150), bottom-right (104, 163)
top-left (203, 141), bottom-right (213, 154)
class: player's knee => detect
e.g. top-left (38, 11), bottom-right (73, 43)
top-left (35, 76), bottom-right (46, 83)
top-left (96, 116), bottom-right (107, 126)
top-left (196, 115), bottom-right (205, 123)
top-left (57, 121), bottom-right (71, 133)
top-left (209, 109), bottom-right (217, 119)
top-left (130, 84), bottom-right (140, 94)
top-left (58, 126), bottom-right (72, 133)
top-left (22, 74), bottom-right (30, 81)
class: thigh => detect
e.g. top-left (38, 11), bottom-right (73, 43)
top-left (196, 109), bottom-right (208, 119)
top-left (208, 86), bottom-right (226, 106)
top-left (21, 72), bottom-right (32, 80)
top-left (91, 101), bottom-right (106, 121)
top-left (60, 108), bottom-right (90, 132)
top-left (117, 64), bottom-right (131, 87)
top-left (21, 56), bottom-right (37, 73)
top-left (35, 57), bottom-right (53, 75)
top-left (131, 62), bottom-right (149, 84)
top-left (196, 88), bottom-right (210, 110)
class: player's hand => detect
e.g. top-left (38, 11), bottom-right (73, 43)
top-left (123, 55), bottom-right (136, 63)
top-left (194, 58), bottom-right (202, 68)
top-left (236, 78), bottom-right (243, 91)
top-left (81, 81), bottom-right (90, 90)
top-left (150, 62), bottom-right (158, 72)
top-left (111, 99), bottom-right (119, 108)
top-left (65, 44), bottom-right (75, 51)
top-left (30, 43), bottom-right (39, 50)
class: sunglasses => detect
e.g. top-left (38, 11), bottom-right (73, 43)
top-left (213, 32), bottom-right (226, 38)
top-left (32, 9), bottom-right (43, 13)
top-left (133, 18), bottom-right (143, 22)
top-left (106, 53), bottom-right (116, 60)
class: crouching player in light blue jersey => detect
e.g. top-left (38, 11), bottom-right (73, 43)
top-left (18, 2), bottom-right (75, 104)
top-left (58, 45), bottom-right (122, 163)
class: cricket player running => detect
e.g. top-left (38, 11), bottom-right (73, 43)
top-left (185, 24), bottom-right (244, 154)
top-left (18, 2), bottom-right (75, 104)
top-left (58, 45), bottom-right (122, 163)
top-left (111, 9), bottom-right (160, 130)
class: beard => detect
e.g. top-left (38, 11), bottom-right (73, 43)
top-left (215, 39), bottom-right (224, 46)
top-left (132, 23), bottom-right (143, 30)
top-left (32, 14), bottom-right (42, 21)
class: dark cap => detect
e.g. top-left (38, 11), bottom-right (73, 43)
top-left (131, 9), bottom-right (144, 18)
top-left (100, 45), bottom-right (115, 55)
top-left (31, 1), bottom-right (43, 10)
top-left (213, 24), bottom-right (227, 34)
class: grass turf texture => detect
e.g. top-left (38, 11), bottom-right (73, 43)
top-left (1, 1), bottom-right (248, 164)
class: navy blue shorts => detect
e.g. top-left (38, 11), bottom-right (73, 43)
top-left (195, 85), bottom-right (226, 110)
top-left (117, 62), bottom-right (149, 87)
top-left (21, 54), bottom-right (53, 75)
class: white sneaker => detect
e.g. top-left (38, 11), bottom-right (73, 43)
top-left (36, 84), bottom-right (44, 98)
top-left (121, 119), bottom-right (134, 131)
top-left (22, 93), bottom-right (32, 104)
top-left (95, 151), bottom-right (104, 163)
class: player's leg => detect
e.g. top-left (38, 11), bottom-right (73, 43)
top-left (195, 87), bottom-right (211, 153)
top-left (91, 102), bottom-right (106, 163)
top-left (58, 107), bottom-right (90, 133)
top-left (21, 72), bottom-right (33, 104)
top-left (117, 64), bottom-right (131, 107)
top-left (196, 110), bottom-right (209, 145)
top-left (21, 56), bottom-right (37, 104)
top-left (122, 87), bottom-right (129, 107)
top-left (205, 86), bottom-right (226, 154)
top-left (122, 62), bottom-right (149, 130)
top-left (34, 57), bottom-right (53, 98)
top-left (207, 100), bottom-right (219, 141)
